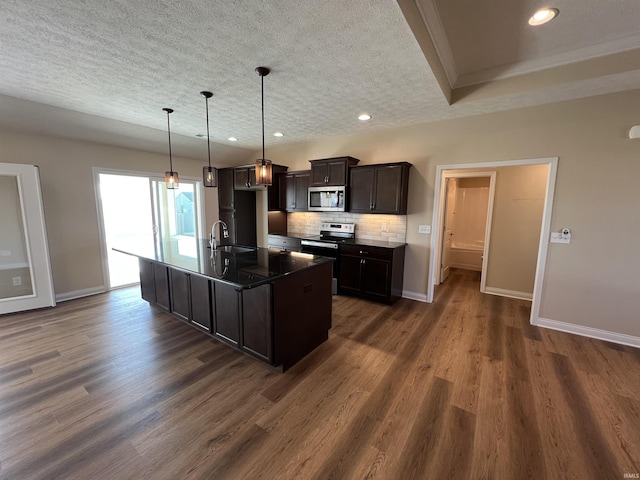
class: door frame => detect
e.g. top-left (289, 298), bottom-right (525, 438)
top-left (428, 157), bottom-right (558, 326)
top-left (0, 163), bottom-right (55, 313)
top-left (436, 171), bottom-right (496, 291)
top-left (92, 167), bottom-right (206, 290)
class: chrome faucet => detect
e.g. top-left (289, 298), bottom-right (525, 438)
top-left (209, 220), bottom-right (229, 250)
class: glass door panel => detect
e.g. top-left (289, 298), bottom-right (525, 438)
top-left (98, 173), bottom-right (155, 288)
top-left (152, 179), bottom-right (202, 270)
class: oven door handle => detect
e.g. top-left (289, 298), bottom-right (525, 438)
top-left (300, 240), bottom-right (339, 249)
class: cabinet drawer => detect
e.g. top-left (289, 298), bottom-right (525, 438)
top-left (339, 244), bottom-right (393, 261)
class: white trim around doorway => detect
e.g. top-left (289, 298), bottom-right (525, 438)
top-left (427, 157), bottom-right (559, 329)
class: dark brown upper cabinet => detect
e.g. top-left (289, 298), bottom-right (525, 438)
top-left (217, 168), bottom-right (235, 210)
top-left (267, 165), bottom-right (289, 211)
top-left (349, 162), bottom-right (411, 215)
top-left (309, 157), bottom-right (359, 186)
top-left (234, 166), bottom-right (262, 190)
top-left (285, 170), bottom-right (310, 212)
top-left (217, 168), bottom-right (257, 247)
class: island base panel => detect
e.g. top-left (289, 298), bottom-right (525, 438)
top-left (273, 262), bottom-right (332, 370)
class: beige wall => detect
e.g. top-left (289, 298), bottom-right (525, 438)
top-left (0, 131), bottom-right (222, 295)
top-left (2, 88), bottom-right (640, 338)
top-left (485, 165), bottom-right (547, 295)
top-left (258, 89), bottom-right (640, 337)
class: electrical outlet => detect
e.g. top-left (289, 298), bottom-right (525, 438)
top-left (381, 223), bottom-right (388, 232)
top-left (12, 276), bottom-right (22, 286)
top-left (0, 250), bottom-right (11, 256)
top-left (418, 225), bottom-right (431, 234)
top-left (306, 220), bottom-right (311, 227)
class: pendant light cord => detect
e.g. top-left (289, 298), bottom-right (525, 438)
top-left (166, 110), bottom-right (173, 172)
top-left (261, 73), bottom-right (265, 164)
top-left (205, 96), bottom-right (212, 168)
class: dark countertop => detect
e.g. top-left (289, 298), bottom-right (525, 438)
top-left (284, 232), bottom-right (407, 249)
top-left (350, 238), bottom-right (407, 249)
top-left (114, 240), bottom-right (334, 289)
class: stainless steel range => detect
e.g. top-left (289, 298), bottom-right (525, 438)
top-left (301, 223), bottom-right (355, 294)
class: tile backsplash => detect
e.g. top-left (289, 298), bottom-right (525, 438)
top-left (288, 212), bottom-right (406, 242)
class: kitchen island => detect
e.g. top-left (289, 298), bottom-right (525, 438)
top-left (115, 242), bottom-right (333, 370)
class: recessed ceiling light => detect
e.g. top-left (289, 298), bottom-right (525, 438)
top-left (273, 132), bottom-right (284, 137)
top-left (528, 7), bottom-right (559, 26)
top-left (358, 113), bottom-right (372, 121)
top-left (228, 137), bottom-right (238, 142)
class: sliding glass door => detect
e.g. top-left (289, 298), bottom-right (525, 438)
top-left (151, 179), bottom-right (202, 270)
top-left (96, 171), bottom-right (203, 289)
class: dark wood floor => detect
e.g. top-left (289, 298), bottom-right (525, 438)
top-left (1, 269), bottom-right (639, 479)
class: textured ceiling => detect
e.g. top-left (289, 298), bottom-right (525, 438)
top-left (1, 0), bottom-right (639, 161)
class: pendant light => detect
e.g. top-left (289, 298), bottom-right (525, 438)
top-left (201, 91), bottom-right (217, 187)
top-left (255, 66), bottom-right (273, 186)
top-left (163, 107), bottom-right (179, 189)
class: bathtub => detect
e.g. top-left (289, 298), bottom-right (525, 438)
top-left (449, 242), bottom-right (484, 271)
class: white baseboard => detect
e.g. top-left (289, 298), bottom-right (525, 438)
top-left (449, 263), bottom-right (482, 271)
top-left (483, 286), bottom-right (532, 301)
top-left (402, 290), bottom-right (428, 303)
top-left (56, 286), bottom-right (106, 303)
top-left (534, 317), bottom-right (640, 349)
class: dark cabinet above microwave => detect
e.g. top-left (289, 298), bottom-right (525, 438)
top-left (349, 162), bottom-right (411, 215)
top-left (309, 157), bottom-right (359, 186)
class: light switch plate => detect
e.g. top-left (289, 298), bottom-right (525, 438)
top-left (418, 225), bottom-right (431, 234)
top-left (550, 232), bottom-right (570, 244)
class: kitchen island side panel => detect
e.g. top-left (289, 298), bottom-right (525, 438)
top-left (273, 262), bottom-right (333, 370)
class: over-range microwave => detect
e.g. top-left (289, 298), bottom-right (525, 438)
top-left (308, 186), bottom-right (346, 212)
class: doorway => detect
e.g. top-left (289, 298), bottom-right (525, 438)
top-left (438, 172), bottom-right (495, 286)
top-left (94, 170), bottom-right (204, 289)
top-left (428, 157), bottom-right (558, 326)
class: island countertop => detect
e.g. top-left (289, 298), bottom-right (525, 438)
top-left (114, 241), bottom-right (334, 289)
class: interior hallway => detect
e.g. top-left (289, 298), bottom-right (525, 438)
top-left (1, 269), bottom-right (639, 479)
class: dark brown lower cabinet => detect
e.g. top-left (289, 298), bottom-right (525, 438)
top-left (137, 260), bottom-right (332, 370)
top-left (139, 259), bottom-right (171, 311)
top-left (190, 274), bottom-right (212, 332)
top-left (139, 259), bottom-right (156, 304)
top-left (169, 269), bottom-right (190, 321)
top-left (168, 268), bottom-right (214, 331)
top-left (241, 285), bottom-right (272, 362)
top-left (338, 244), bottom-right (406, 305)
top-left (213, 282), bottom-right (240, 346)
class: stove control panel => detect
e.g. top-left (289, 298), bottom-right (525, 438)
top-left (320, 222), bottom-right (355, 234)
